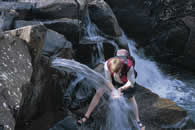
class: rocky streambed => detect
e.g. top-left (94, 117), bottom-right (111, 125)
top-left (0, 0), bottom-right (195, 130)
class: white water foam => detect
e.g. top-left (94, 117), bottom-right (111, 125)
top-left (119, 32), bottom-right (195, 121)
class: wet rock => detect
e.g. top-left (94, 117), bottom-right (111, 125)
top-left (88, 0), bottom-right (122, 37)
top-left (75, 38), bottom-right (116, 66)
top-left (42, 29), bottom-right (72, 57)
top-left (27, 0), bottom-right (87, 20)
top-left (75, 39), bottom-right (100, 67)
top-left (14, 19), bottom-right (81, 43)
top-left (50, 116), bottom-right (78, 130)
top-left (135, 86), bottom-right (188, 129)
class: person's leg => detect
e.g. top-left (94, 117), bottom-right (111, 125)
top-left (129, 96), bottom-right (145, 130)
top-left (78, 88), bottom-right (105, 123)
top-left (129, 96), bottom-right (140, 121)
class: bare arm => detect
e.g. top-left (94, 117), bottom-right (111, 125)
top-left (104, 61), bottom-right (115, 91)
top-left (119, 67), bottom-right (136, 91)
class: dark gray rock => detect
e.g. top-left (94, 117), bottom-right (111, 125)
top-left (0, 31), bottom-right (33, 130)
top-left (42, 29), bottom-right (72, 56)
top-left (181, 16), bottom-right (195, 71)
top-left (50, 116), bottom-right (78, 130)
top-left (0, 25), bottom-right (48, 130)
top-left (75, 38), bottom-right (117, 66)
top-left (0, 11), bottom-right (15, 31)
top-left (0, 2), bottom-right (34, 11)
top-left (14, 19), bottom-right (81, 43)
top-left (88, 0), bottom-right (122, 37)
top-left (104, 0), bottom-right (157, 42)
top-left (29, 0), bottom-right (87, 20)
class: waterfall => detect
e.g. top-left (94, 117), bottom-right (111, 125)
top-left (119, 32), bottom-right (195, 121)
top-left (84, 9), bottom-right (140, 130)
top-left (83, 9), bottom-right (108, 64)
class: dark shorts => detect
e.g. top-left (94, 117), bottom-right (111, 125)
top-left (109, 77), bottom-right (137, 99)
top-left (122, 86), bottom-right (136, 99)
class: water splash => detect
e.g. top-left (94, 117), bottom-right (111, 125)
top-left (51, 58), bottom-right (139, 129)
top-left (102, 90), bottom-right (139, 130)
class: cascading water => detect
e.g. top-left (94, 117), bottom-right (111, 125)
top-left (52, 58), bottom-right (139, 130)
top-left (102, 92), bottom-right (140, 130)
top-left (119, 32), bottom-right (195, 121)
top-left (51, 9), bottom-right (140, 130)
top-left (51, 4), bottom-right (195, 130)
top-left (83, 9), bottom-right (140, 130)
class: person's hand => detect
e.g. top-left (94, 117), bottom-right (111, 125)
top-left (118, 87), bottom-right (123, 92)
top-left (117, 88), bottom-right (122, 96)
top-left (111, 89), bottom-right (123, 99)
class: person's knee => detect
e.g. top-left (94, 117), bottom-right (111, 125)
top-left (96, 88), bottom-right (105, 98)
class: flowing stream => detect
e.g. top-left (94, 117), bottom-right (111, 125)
top-left (51, 7), bottom-right (195, 130)
top-left (51, 9), bottom-right (140, 130)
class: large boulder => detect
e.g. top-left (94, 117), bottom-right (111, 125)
top-left (104, 0), bottom-right (194, 43)
top-left (88, 0), bottom-right (122, 37)
top-left (0, 2), bottom-right (35, 31)
top-left (135, 86), bottom-right (188, 129)
top-left (1, 25), bottom-right (74, 130)
top-left (75, 38), bottom-right (116, 66)
top-left (0, 25), bottom-right (47, 130)
top-left (144, 20), bottom-right (189, 63)
top-left (42, 29), bottom-right (72, 57)
top-left (14, 19), bottom-right (81, 44)
top-left (0, 2), bottom-right (35, 20)
top-left (0, 32), bottom-right (32, 130)
top-left (104, 0), bottom-right (157, 41)
top-left (29, 0), bottom-right (87, 20)
top-left (0, 2), bottom-right (34, 11)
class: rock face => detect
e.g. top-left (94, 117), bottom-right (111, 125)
top-left (135, 86), bottom-right (187, 129)
top-left (31, 0), bottom-right (87, 20)
top-left (42, 29), bottom-right (72, 57)
top-left (0, 25), bottom-right (74, 130)
top-left (88, 0), bottom-right (122, 37)
top-left (0, 25), bottom-right (47, 130)
top-left (0, 31), bottom-right (32, 130)
top-left (181, 16), bottom-right (195, 71)
top-left (14, 19), bottom-right (81, 44)
top-left (0, 2), bottom-right (35, 31)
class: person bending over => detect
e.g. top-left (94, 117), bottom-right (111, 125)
top-left (78, 49), bottom-right (145, 130)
